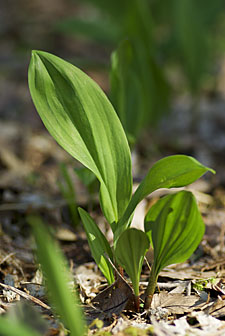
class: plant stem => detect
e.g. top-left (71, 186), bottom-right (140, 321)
top-left (119, 266), bottom-right (124, 277)
top-left (134, 295), bottom-right (140, 312)
top-left (144, 268), bottom-right (158, 310)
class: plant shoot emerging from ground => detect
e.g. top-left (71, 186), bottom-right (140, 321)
top-left (28, 50), bottom-right (215, 311)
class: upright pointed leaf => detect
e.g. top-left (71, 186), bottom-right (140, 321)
top-left (144, 191), bottom-right (205, 276)
top-left (110, 40), bottom-right (146, 143)
top-left (172, 0), bottom-right (208, 92)
top-left (78, 208), bottom-right (115, 284)
top-left (114, 155), bottom-right (214, 241)
top-left (28, 50), bottom-right (132, 225)
top-left (27, 215), bottom-right (85, 336)
top-left (114, 228), bottom-right (150, 296)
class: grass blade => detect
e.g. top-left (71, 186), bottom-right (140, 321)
top-left (27, 215), bottom-right (85, 336)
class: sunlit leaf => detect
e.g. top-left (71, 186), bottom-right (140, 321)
top-left (78, 208), bottom-right (115, 284)
top-left (27, 215), bottom-right (85, 335)
top-left (28, 50), bottom-right (132, 225)
top-left (114, 155), bottom-right (215, 241)
top-left (114, 228), bottom-right (150, 296)
top-left (144, 190), bottom-right (205, 276)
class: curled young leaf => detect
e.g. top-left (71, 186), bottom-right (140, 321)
top-left (114, 228), bottom-right (150, 296)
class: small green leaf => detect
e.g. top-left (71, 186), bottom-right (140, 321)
top-left (115, 155), bottom-right (214, 241)
top-left (78, 208), bottom-right (115, 284)
top-left (114, 228), bottom-right (150, 296)
top-left (144, 190), bottom-right (205, 276)
top-left (27, 215), bottom-right (85, 336)
top-left (28, 50), bottom-right (132, 225)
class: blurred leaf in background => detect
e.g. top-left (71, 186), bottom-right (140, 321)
top-left (54, 0), bottom-right (225, 144)
top-left (58, 162), bottom-right (79, 228)
top-left (27, 215), bottom-right (86, 336)
top-left (151, 0), bottom-right (225, 93)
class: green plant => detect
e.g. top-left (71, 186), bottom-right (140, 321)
top-left (0, 316), bottom-right (41, 336)
top-left (58, 162), bottom-right (79, 227)
top-left (110, 38), bottom-right (170, 145)
top-left (28, 50), bottom-right (215, 310)
top-left (55, 0), bottom-right (225, 143)
top-left (27, 215), bottom-right (86, 335)
top-left (144, 190), bottom-right (205, 308)
top-left (193, 277), bottom-right (217, 291)
top-left (0, 215), bottom-right (85, 336)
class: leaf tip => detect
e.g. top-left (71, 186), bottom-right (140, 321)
top-left (77, 207), bottom-right (83, 215)
top-left (31, 49), bottom-right (40, 59)
top-left (208, 167), bottom-right (216, 175)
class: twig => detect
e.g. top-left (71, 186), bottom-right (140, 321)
top-left (103, 253), bottom-right (131, 288)
top-left (0, 283), bottom-right (50, 310)
top-left (0, 253), bottom-right (15, 265)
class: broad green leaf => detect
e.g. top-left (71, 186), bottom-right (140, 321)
top-left (78, 208), bottom-right (115, 284)
top-left (0, 317), bottom-right (41, 336)
top-left (27, 215), bottom-right (85, 336)
top-left (114, 228), bottom-right (150, 296)
top-left (114, 155), bottom-right (215, 241)
top-left (28, 50), bottom-right (132, 225)
top-left (144, 191), bottom-right (205, 276)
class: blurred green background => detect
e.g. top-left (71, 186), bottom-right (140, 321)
top-left (1, 0), bottom-right (225, 164)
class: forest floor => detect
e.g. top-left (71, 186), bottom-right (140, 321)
top-left (0, 98), bottom-right (225, 336)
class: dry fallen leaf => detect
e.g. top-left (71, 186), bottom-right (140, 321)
top-left (151, 291), bottom-right (204, 315)
top-left (204, 298), bottom-right (225, 318)
top-left (151, 311), bottom-right (225, 336)
top-left (159, 267), bottom-right (217, 280)
top-left (91, 278), bottom-right (134, 316)
top-left (75, 263), bottom-right (104, 300)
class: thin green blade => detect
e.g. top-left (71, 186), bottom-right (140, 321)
top-left (27, 215), bottom-right (85, 336)
top-left (78, 208), bottom-right (115, 284)
top-left (144, 191), bottom-right (205, 276)
top-left (115, 155), bottom-right (214, 241)
top-left (114, 228), bottom-right (150, 295)
top-left (28, 50), bottom-right (132, 225)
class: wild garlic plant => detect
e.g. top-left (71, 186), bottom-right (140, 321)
top-left (28, 51), bottom-right (215, 310)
